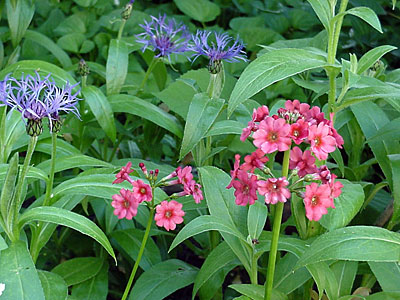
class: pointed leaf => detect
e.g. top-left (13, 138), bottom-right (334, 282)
top-left (247, 201), bottom-right (267, 240)
top-left (106, 39), bottom-right (128, 95)
top-left (71, 261), bottom-right (108, 300)
top-left (306, 0), bottom-right (331, 30)
top-left (368, 262), bottom-right (400, 292)
top-left (0, 152), bottom-right (18, 222)
top-left (229, 284), bottom-right (288, 300)
top-left (38, 271), bottom-right (68, 300)
top-left (346, 7), bottom-right (382, 33)
top-left (6, 0), bottom-right (34, 47)
top-left (357, 45), bottom-right (397, 74)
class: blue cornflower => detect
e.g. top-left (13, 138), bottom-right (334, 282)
top-left (190, 30), bottom-right (247, 73)
top-left (136, 14), bottom-right (191, 60)
top-left (0, 72), bottom-right (80, 136)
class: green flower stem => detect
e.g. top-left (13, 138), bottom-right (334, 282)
top-left (138, 57), bottom-right (159, 94)
top-left (0, 106), bottom-right (7, 163)
top-left (10, 136), bottom-right (38, 242)
top-left (44, 132), bottom-right (57, 206)
top-left (117, 19), bottom-right (127, 40)
top-left (264, 149), bottom-right (290, 300)
top-left (250, 249), bottom-right (258, 284)
top-left (121, 207), bottom-right (155, 300)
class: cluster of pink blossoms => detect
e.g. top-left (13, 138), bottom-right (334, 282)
top-left (228, 100), bottom-right (344, 221)
top-left (111, 163), bottom-right (203, 231)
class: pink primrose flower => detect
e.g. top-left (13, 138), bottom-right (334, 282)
top-left (329, 174), bottom-right (343, 198)
top-left (303, 183), bottom-right (333, 221)
top-left (289, 147), bottom-right (318, 177)
top-left (252, 117), bottom-right (291, 153)
top-left (111, 188), bottom-right (139, 220)
top-left (254, 105), bottom-right (269, 122)
top-left (226, 154), bottom-right (241, 189)
top-left (240, 149), bottom-right (268, 172)
top-left (257, 177), bottom-right (291, 204)
top-left (289, 119), bottom-right (308, 145)
top-left (308, 123), bottom-right (336, 160)
top-left (154, 200), bottom-right (185, 231)
top-left (132, 179), bottom-right (152, 203)
top-left (113, 162), bottom-right (134, 184)
top-left (285, 99), bottom-right (310, 115)
top-left (232, 170), bottom-right (258, 206)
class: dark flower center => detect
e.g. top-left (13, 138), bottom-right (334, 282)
top-left (165, 211), bottom-right (172, 218)
top-left (140, 187), bottom-right (146, 194)
top-left (311, 196), bottom-right (318, 206)
top-left (124, 200), bottom-right (130, 208)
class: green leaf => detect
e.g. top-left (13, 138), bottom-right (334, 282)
top-left (255, 231), bottom-right (308, 258)
top-left (306, 0), bottom-right (331, 30)
top-left (180, 93), bottom-right (224, 159)
top-left (346, 7), bottom-right (382, 33)
top-left (193, 242), bottom-right (241, 300)
top-left (109, 94), bottom-right (183, 138)
top-left (357, 45), bottom-right (397, 74)
top-left (106, 39), bottom-right (128, 95)
top-left (367, 118), bottom-right (400, 143)
top-left (174, 0), bottom-right (220, 22)
top-left (0, 241), bottom-right (45, 300)
top-left (229, 284), bottom-right (288, 300)
top-left (368, 262), bottom-right (400, 292)
top-left (0, 60), bottom-right (77, 87)
top-left (352, 102), bottom-right (398, 189)
top-left (25, 30), bottom-right (72, 68)
top-left (247, 201), bottom-right (267, 240)
top-left (331, 261), bottom-right (358, 297)
top-left (228, 48), bottom-right (328, 116)
top-left (295, 226), bottom-right (400, 269)
top-left (82, 86), bottom-right (116, 143)
top-left (57, 33), bottom-right (86, 53)
top-left (205, 120), bottom-right (244, 137)
top-left (169, 215), bottom-right (247, 252)
top-left (388, 154), bottom-right (400, 227)
top-left (111, 229), bottom-right (161, 271)
top-left (129, 259), bottom-right (198, 300)
top-left (38, 271), bottom-right (68, 300)
top-left (307, 262), bottom-right (339, 300)
top-left (0, 153), bottom-right (18, 223)
top-left (71, 261), bottom-right (108, 300)
top-left (51, 257), bottom-right (103, 286)
top-left (6, 0), bottom-right (34, 47)
top-left (319, 180), bottom-right (364, 231)
top-left (19, 207), bottom-right (116, 262)
top-left (330, 148), bottom-right (345, 177)
top-left (199, 166), bottom-right (251, 271)
top-left (366, 292), bottom-right (400, 300)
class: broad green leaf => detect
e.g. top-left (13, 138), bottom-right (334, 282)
top-left (199, 166), bottom-right (251, 271)
top-left (388, 155), bottom-right (400, 227)
top-left (82, 86), bottom-right (116, 143)
top-left (368, 262), bottom-right (400, 292)
top-left (180, 93), bottom-right (224, 159)
top-left (57, 33), bottom-right (88, 53)
top-left (357, 45), bottom-right (397, 74)
top-left (0, 235), bottom-right (7, 250)
top-left (38, 271), bottom-right (68, 300)
top-left (255, 231), bottom-right (308, 258)
top-left (247, 201), bottom-right (267, 240)
top-left (228, 48), bottom-right (328, 116)
top-left (0, 60), bottom-right (76, 89)
top-left (193, 242), bottom-right (241, 300)
top-left (352, 102), bottom-right (398, 189)
top-left (174, 0), bottom-right (220, 22)
top-left (346, 7), bottom-right (382, 33)
top-left (306, 0), bottom-right (331, 30)
top-left (366, 292), bottom-right (400, 300)
top-left (229, 284), bottom-right (288, 300)
top-left (331, 148), bottom-right (345, 177)
top-left (205, 120), bottom-right (244, 137)
top-left (25, 30), bottom-right (72, 68)
top-left (295, 226), bottom-right (400, 268)
top-left (129, 259), bottom-right (198, 300)
top-left (0, 241), bottom-right (45, 300)
top-left (0, 164), bottom-right (48, 184)
top-left (109, 94), bottom-right (183, 138)
top-left (319, 180), bottom-right (364, 231)
top-left (71, 261), bottom-right (108, 300)
top-left (307, 262), bottom-right (339, 300)
top-left (169, 215), bottom-right (247, 252)
top-left (19, 207), bottom-right (116, 262)
top-left (367, 118), bottom-right (400, 143)
top-left (0, 153), bottom-right (18, 223)
top-left (106, 39), bottom-right (128, 95)
top-left (6, 0), bottom-right (34, 47)
top-left (331, 261), bottom-right (358, 297)
top-left (51, 257), bottom-right (103, 286)
top-left (111, 229), bottom-right (161, 271)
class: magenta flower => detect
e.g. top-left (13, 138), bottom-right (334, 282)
top-left (303, 183), bottom-right (333, 221)
top-left (254, 105), bottom-right (269, 122)
top-left (132, 180), bottom-right (152, 203)
top-left (329, 174), bottom-right (343, 198)
top-left (257, 177), bottom-right (291, 205)
top-left (231, 170), bottom-right (258, 206)
top-left (252, 117), bottom-right (291, 153)
top-left (240, 106), bottom-right (270, 141)
top-left (187, 181), bottom-right (204, 204)
top-left (289, 119), bottom-right (308, 145)
top-left (113, 162), bottom-right (134, 184)
top-left (177, 166), bottom-right (194, 186)
top-left (111, 189), bottom-right (139, 220)
top-left (285, 99), bottom-right (310, 115)
top-left (226, 154), bottom-right (241, 189)
top-left (240, 149), bottom-right (268, 172)
top-left (308, 123), bottom-right (336, 160)
top-left (154, 200), bottom-right (185, 231)
top-left (289, 147), bottom-right (318, 177)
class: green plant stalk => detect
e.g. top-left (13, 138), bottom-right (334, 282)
top-left (121, 207), bottom-right (155, 300)
top-left (10, 136), bottom-right (38, 242)
top-left (44, 132), bottom-right (57, 206)
top-left (264, 149), bottom-right (290, 300)
top-left (138, 57), bottom-right (159, 93)
top-left (117, 19), bottom-right (127, 40)
top-left (250, 249), bottom-right (258, 284)
top-left (0, 106), bottom-right (7, 163)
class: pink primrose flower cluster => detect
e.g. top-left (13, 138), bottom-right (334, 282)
top-left (111, 163), bottom-right (203, 231)
top-left (230, 100), bottom-right (344, 221)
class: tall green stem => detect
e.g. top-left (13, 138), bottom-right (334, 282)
top-left (264, 149), bottom-right (290, 300)
top-left (250, 249), bottom-right (258, 285)
top-left (44, 133), bottom-right (57, 206)
top-left (138, 58), bottom-right (158, 93)
top-left (0, 107), bottom-right (7, 163)
top-left (10, 136), bottom-right (38, 241)
top-left (117, 19), bottom-right (127, 40)
top-left (121, 208), bottom-right (154, 300)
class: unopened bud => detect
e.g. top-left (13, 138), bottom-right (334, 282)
top-left (78, 59), bottom-right (90, 77)
top-left (139, 162), bottom-right (148, 176)
top-left (26, 119), bottom-right (43, 137)
top-left (304, 174), bottom-right (314, 182)
top-left (122, 0), bottom-right (134, 20)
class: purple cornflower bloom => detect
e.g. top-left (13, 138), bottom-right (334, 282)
top-left (136, 14), bottom-right (191, 60)
top-left (190, 30), bottom-right (247, 73)
top-left (0, 72), bottom-right (80, 136)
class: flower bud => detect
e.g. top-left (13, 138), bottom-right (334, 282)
top-left (78, 59), bottom-right (90, 77)
top-left (26, 119), bottom-right (43, 137)
top-left (304, 174), bottom-right (314, 182)
top-left (121, 0), bottom-right (134, 20)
